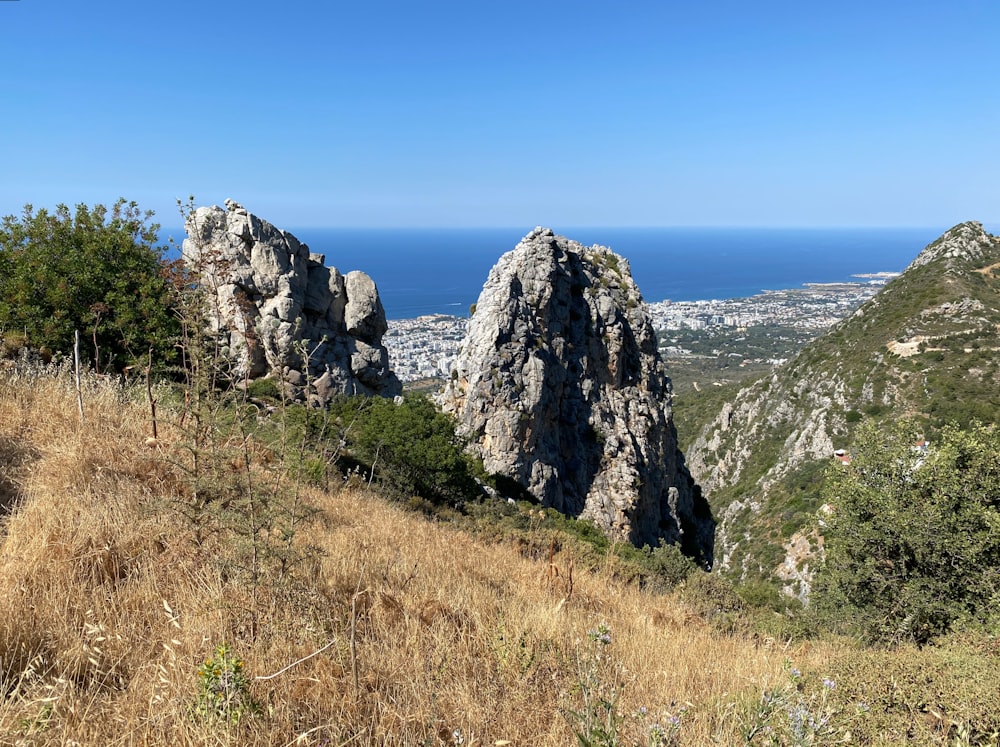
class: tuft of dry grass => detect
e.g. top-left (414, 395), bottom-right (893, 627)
top-left (1, 364), bottom-right (997, 746)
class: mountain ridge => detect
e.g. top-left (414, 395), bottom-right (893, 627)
top-left (684, 221), bottom-right (1000, 594)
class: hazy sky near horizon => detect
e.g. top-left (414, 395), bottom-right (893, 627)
top-left (2, 1), bottom-right (997, 228)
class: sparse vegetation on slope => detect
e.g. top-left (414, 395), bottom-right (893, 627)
top-left (686, 222), bottom-right (1000, 596)
top-left (4, 361), bottom-right (1000, 744)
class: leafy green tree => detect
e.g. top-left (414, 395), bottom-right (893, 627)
top-left (330, 394), bottom-right (484, 504)
top-left (0, 199), bottom-right (178, 372)
top-left (815, 419), bottom-right (1000, 644)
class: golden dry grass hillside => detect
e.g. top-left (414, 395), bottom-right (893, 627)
top-left (1, 364), bottom-right (999, 746)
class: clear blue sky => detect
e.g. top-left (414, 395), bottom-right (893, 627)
top-left (1, 0), bottom-right (997, 228)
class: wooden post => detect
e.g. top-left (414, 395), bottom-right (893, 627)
top-left (74, 329), bottom-right (85, 423)
top-left (146, 346), bottom-right (158, 439)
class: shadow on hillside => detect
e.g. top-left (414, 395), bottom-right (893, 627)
top-left (0, 435), bottom-right (34, 518)
top-left (684, 481), bottom-right (716, 571)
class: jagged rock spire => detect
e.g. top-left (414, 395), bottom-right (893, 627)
top-left (441, 227), bottom-right (714, 564)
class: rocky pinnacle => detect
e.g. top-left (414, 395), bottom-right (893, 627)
top-left (441, 227), bottom-right (714, 564)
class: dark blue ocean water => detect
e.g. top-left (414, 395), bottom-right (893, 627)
top-left (290, 227), bottom-right (948, 320)
top-left (163, 226), bottom-right (959, 320)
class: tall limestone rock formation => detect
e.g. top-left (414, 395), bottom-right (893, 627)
top-left (183, 201), bottom-right (401, 402)
top-left (441, 227), bottom-right (714, 564)
top-left (684, 221), bottom-right (1000, 597)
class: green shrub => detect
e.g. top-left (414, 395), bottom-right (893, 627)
top-left (194, 644), bottom-right (259, 724)
top-left (0, 200), bottom-right (178, 372)
top-left (737, 579), bottom-right (789, 612)
top-left (245, 377), bottom-right (282, 401)
top-left (329, 393), bottom-right (485, 505)
top-left (644, 540), bottom-right (697, 587)
top-left (815, 419), bottom-right (1000, 644)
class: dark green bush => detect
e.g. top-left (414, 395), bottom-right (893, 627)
top-left (643, 539), bottom-right (698, 587)
top-left (815, 419), bottom-right (1000, 644)
top-left (245, 377), bottom-right (282, 401)
top-left (0, 200), bottom-right (178, 372)
top-left (737, 579), bottom-right (790, 612)
top-left (328, 393), bottom-right (485, 506)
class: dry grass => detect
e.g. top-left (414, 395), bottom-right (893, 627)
top-left (1, 365), bottom-right (987, 746)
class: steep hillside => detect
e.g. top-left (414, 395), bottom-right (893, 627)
top-left (4, 361), bottom-right (1000, 743)
top-left (686, 222), bottom-right (1000, 594)
top-left (0, 364), bottom-right (814, 744)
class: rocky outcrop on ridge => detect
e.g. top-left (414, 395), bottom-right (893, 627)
top-left (685, 221), bottom-right (1000, 597)
top-left (183, 201), bottom-right (401, 402)
top-left (440, 227), bottom-right (714, 564)
top-left (904, 220), bottom-right (996, 270)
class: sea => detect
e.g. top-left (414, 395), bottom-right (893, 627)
top-left (165, 226), bottom-right (972, 320)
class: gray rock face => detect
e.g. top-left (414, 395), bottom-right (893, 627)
top-left (905, 220), bottom-right (994, 270)
top-left (440, 227), bottom-right (714, 563)
top-left (182, 200), bottom-right (401, 401)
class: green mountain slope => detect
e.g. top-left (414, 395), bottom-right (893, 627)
top-left (685, 222), bottom-right (1000, 595)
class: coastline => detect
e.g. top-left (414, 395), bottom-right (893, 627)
top-left (385, 277), bottom-right (885, 383)
top-left (286, 226), bottom-right (937, 319)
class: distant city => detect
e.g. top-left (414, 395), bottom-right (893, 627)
top-left (384, 276), bottom-right (894, 384)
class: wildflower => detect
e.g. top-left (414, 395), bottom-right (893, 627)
top-left (588, 623), bottom-right (612, 645)
top-left (789, 704), bottom-right (809, 739)
top-left (823, 677), bottom-right (836, 690)
top-left (452, 728), bottom-right (465, 745)
top-left (638, 705), bottom-right (649, 716)
top-left (789, 667), bottom-right (802, 679)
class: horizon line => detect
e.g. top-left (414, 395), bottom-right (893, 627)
top-left (158, 223), bottom-right (972, 233)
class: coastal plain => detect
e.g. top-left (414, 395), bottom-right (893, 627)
top-left (384, 278), bottom-right (889, 387)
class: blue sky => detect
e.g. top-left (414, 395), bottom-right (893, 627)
top-left (1, 0), bottom-right (997, 228)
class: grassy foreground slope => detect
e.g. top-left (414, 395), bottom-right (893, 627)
top-left (2, 366), bottom-right (1000, 745)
